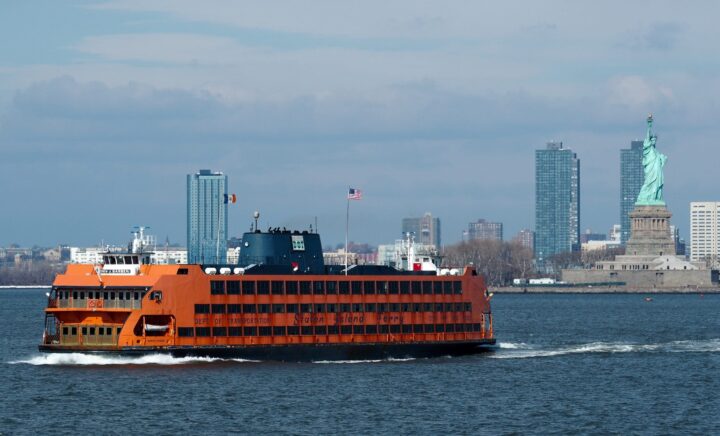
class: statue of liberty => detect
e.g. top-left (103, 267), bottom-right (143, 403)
top-left (636, 114), bottom-right (667, 206)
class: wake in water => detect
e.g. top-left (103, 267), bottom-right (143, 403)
top-left (10, 353), bottom-right (259, 366)
top-left (493, 338), bottom-right (720, 359)
top-left (312, 357), bottom-right (416, 364)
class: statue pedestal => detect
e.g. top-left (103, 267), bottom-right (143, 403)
top-left (625, 205), bottom-right (676, 256)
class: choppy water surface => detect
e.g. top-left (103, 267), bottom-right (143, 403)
top-left (2, 289), bottom-right (719, 434)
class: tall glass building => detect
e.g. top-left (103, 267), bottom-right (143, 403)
top-left (620, 141), bottom-right (644, 244)
top-left (534, 142), bottom-right (580, 263)
top-left (187, 169), bottom-right (228, 264)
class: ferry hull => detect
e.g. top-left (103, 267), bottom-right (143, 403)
top-left (40, 340), bottom-right (497, 362)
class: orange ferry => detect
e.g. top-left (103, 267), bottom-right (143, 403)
top-left (40, 229), bottom-right (495, 361)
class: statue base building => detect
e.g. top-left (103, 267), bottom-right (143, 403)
top-left (562, 205), bottom-right (716, 289)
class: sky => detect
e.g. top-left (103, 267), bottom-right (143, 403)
top-left (1, 1), bottom-right (720, 248)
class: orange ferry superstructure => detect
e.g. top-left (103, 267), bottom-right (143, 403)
top-left (40, 230), bottom-right (495, 360)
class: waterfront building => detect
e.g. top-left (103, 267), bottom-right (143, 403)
top-left (620, 141), bottom-right (644, 244)
top-left (534, 141), bottom-right (580, 263)
top-left (402, 213), bottom-right (441, 247)
top-left (512, 229), bottom-right (535, 252)
top-left (690, 202), bottom-right (720, 263)
top-left (467, 219), bottom-right (503, 241)
top-left (187, 169), bottom-right (228, 264)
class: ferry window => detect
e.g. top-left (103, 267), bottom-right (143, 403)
top-left (242, 281), bottom-right (256, 295)
top-left (287, 326), bottom-right (300, 335)
top-left (313, 281), bottom-right (325, 295)
top-left (228, 304), bottom-right (241, 314)
top-left (380, 325), bottom-right (389, 334)
top-left (257, 304), bottom-right (270, 314)
top-left (327, 326), bottom-right (339, 335)
top-left (435, 324), bottom-right (445, 333)
top-left (411, 282), bottom-right (421, 294)
top-left (326, 304), bottom-right (336, 313)
top-left (273, 326), bottom-right (286, 336)
top-left (326, 281), bottom-right (337, 294)
top-left (90, 327), bottom-right (96, 335)
top-left (300, 304), bottom-right (313, 313)
top-left (390, 325), bottom-right (401, 334)
top-left (99, 328), bottom-right (105, 335)
top-left (389, 303), bottom-right (400, 312)
top-left (178, 327), bottom-right (194, 337)
top-left (124, 256), bottom-right (132, 265)
top-left (212, 304), bottom-right (226, 314)
top-left (257, 281), bottom-right (270, 295)
top-left (455, 324), bottom-right (465, 332)
top-left (454, 303), bottom-right (463, 312)
top-left (435, 303), bottom-right (443, 312)
top-left (401, 303), bottom-right (410, 312)
top-left (63, 327), bottom-right (68, 335)
top-left (301, 326), bottom-right (313, 335)
top-left (125, 292), bottom-right (131, 300)
top-left (133, 256), bottom-right (139, 264)
top-left (177, 268), bottom-right (189, 275)
top-left (399, 281), bottom-right (409, 294)
top-left (443, 282), bottom-right (453, 294)
top-left (227, 281), bottom-right (240, 295)
top-left (445, 324), bottom-right (455, 333)
top-left (194, 304), bottom-right (210, 314)
top-left (413, 303), bottom-right (422, 312)
top-left (134, 292), bottom-right (139, 300)
top-left (272, 304), bottom-right (285, 314)
top-left (243, 327), bottom-right (257, 336)
top-left (71, 327), bottom-right (77, 335)
top-left (195, 327), bottom-right (210, 337)
top-left (377, 303), bottom-right (388, 313)
top-left (339, 281), bottom-right (350, 294)
top-left (109, 256), bottom-right (117, 264)
top-left (116, 327), bottom-right (122, 335)
top-left (212, 327), bottom-right (227, 337)
top-left (472, 323), bottom-right (481, 332)
top-left (286, 304), bottom-right (298, 313)
top-left (376, 281), bottom-right (388, 294)
top-left (402, 325), bottom-right (412, 334)
top-left (103, 292), bottom-right (108, 300)
top-left (299, 281), bottom-right (311, 294)
top-left (81, 327), bottom-right (88, 335)
top-left (366, 325), bottom-right (378, 334)
top-left (364, 281), bottom-right (375, 294)
top-left (314, 326), bottom-right (327, 335)
top-left (271, 281), bottom-right (284, 295)
top-left (314, 304), bottom-right (325, 313)
top-left (286, 281), bottom-right (298, 295)
top-left (352, 303), bottom-right (363, 313)
top-left (80, 292), bottom-right (85, 299)
top-left (464, 303), bottom-right (472, 312)
top-left (340, 303), bottom-right (351, 313)
top-left (364, 303), bottom-right (376, 312)
top-left (110, 292), bottom-right (115, 300)
top-left (423, 303), bottom-right (433, 312)
top-left (228, 327), bottom-right (241, 336)
top-left (340, 326), bottom-right (352, 335)
top-left (433, 282), bottom-right (443, 294)
top-left (72, 291), bottom-right (78, 299)
top-left (210, 281), bottom-right (225, 295)
top-left (351, 281), bottom-right (362, 294)
top-left (453, 281), bottom-right (462, 294)
top-left (390, 281), bottom-right (400, 294)
top-left (353, 325), bottom-right (364, 334)
top-left (424, 324), bottom-right (435, 333)
top-left (422, 282), bottom-right (432, 294)
top-left (444, 303), bottom-right (453, 312)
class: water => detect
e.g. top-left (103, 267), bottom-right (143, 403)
top-left (2, 289), bottom-right (719, 435)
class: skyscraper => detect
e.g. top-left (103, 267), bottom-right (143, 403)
top-left (690, 202), bottom-right (720, 262)
top-left (620, 140), bottom-right (644, 244)
top-left (467, 219), bottom-right (503, 241)
top-left (187, 169), bottom-right (228, 264)
top-left (402, 213), bottom-right (441, 247)
top-left (534, 141), bottom-right (580, 262)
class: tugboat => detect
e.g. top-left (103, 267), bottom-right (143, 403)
top-left (40, 227), bottom-right (495, 361)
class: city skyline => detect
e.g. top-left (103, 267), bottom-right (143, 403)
top-left (2, 2), bottom-right (719, 247)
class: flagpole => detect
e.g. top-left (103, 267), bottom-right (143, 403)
top-left (345, 187), bottom-right (349, 275)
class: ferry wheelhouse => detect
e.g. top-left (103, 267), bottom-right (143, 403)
top-left (40, 229), bottom-right (495, 360)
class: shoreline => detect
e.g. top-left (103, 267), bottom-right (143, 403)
top-left (491, 286), bottom-right (720, 294)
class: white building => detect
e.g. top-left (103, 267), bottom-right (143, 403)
top-left (690, 202), bottom-right (720, 262)
top-left (152, 249), bottom-right (188, 265)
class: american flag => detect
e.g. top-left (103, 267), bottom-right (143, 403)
top-left (347, 188), bottom-right (362, 200)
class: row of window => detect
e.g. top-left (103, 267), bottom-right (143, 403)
top-left (178, 323), bottom-right (483, 337)
top-left (57, 290), bottom-right (147, 301)
top-left (62, 326), bottom-right (122, 336)
top-left (210, 280), bottom-right (463, 296)
top-left (195, 302), bottom-right (472, 314)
